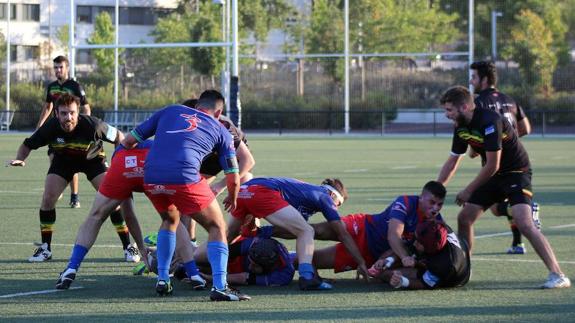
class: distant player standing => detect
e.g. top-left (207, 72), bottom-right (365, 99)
top-left (122, 90), bottom-right (250, 300)
top-left (437, 86), bottom-right (570, 288)
top-left (37, 56), bottom-right (91, 208)
top-left (470, 61), bottom-right (539, 254)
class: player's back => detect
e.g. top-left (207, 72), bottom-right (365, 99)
top-left (141, 105), bottom-right (231, 185)
top-left (475, 88), bottom-right (524, 130)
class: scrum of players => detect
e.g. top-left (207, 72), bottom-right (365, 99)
top-left (7, 61), bottom-right (570, 302)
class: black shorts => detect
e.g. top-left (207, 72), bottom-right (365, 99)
top-left (48, 155), bottom-right (108, 182)
top-left (468, 171), bottom-right (533, 210)
top-left (200, 153), bottom-right (222, 177)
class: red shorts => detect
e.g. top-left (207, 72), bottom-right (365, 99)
top-left (334, 213), bottom-right (376, 273)
top-left (231, 185), bottom-right (289, 221)
top-left (99, 148), bottom-right (148, 200)
top-left (143, 179), bottom-right (215, 215)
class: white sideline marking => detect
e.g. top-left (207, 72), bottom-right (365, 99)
top-left (0, 242), bottom-right (121, 248)
top-left (476, 222), bottom-right (575, 239)
top-left (474, 258), bottom-right (575, 265)
top-left (366, 198), bottom-right (389, 201)
top-left (294, 172), bottom-right (318, 176)
top-left (549, 223), bottom-right (575, 229)
top-left (0, 190), bottom-right (40, 194)
top-left (391, 166), bottom-right (417, 170)
top-left (0, 286), bottom-right (84, 299)
top-left (343, 169), bottom-right (368, 173)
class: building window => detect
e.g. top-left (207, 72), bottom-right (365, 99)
top-left (22, 4), bottom-right (39, 21)
top-left (22, 45), bottom-right (38, 60)
top-left (10, 45), bottom-right (16, 62)
top-left (77, 49), bottom-right (93, 64)
top-left (77, 6), bottom-right (92, 23)
top-left (126, 7), bottom-right (155, 25)
top-left (1, 3), bottom-right (16, 20)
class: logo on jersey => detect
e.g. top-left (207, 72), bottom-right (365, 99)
top-left (391, 201), bottom-right (407, 215)
top-left (485, 125), bottom-right (495, 135)
top-left (123, 166), bottom-right (144, 178)
top-left (166, 114), bottom-right (202, 134)
top-left (125, 156), bottom-right (137, 168)
top-left (56, 137), bottom-right (65, 144)
top-left (147, 184), bottom-right (176, 195)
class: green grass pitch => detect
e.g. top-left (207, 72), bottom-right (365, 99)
top-left (0, 134), bottom-right (574, 322)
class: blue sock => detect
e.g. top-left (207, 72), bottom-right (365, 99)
top-left (207, 241), bottom-right (228, 290)
top-left (156, 229), bottom-right (176, 282)
top-left (67, 244), bottom-right (89, 270)
top-left (298, 263), bottom-right (314, 280)
top-left (183, 260), bottom-right (200, 278)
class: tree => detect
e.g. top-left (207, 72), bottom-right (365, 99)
top-left (88, 12), bottom-right (121, 77)
top-left (56, 24), bottom-right (69, 53)
top-left (190, 15), bottom-right (225, 75)
top-left (0, 32), bottom-right (6, 61)
top-left (502, 9), bottom-right (556, 96)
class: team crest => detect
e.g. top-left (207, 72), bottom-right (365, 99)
top-left (166, 114), bottom-right (202, 133)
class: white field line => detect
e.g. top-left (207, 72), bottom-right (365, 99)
top-left (476, 222), bottom-right (575, 239)
top-left (0, 286), bottom-right (84, 299)
top-left (0, 190), bottom-right (40, 194)
top-left (549, 223), bottom-right (575, 229)
top-left (473, 258), bottom-right (575, 265)
top-left (343, 169), bottom-right (368, 173)
top-left (391, 166), bottom-right (417, 170)
top-left (0, 242), bottom-right (121, 248)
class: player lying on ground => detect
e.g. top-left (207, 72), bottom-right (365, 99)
top-left (307, 181), bottom-right (447, 276)
top-left (226, 177), bottom-right (368, 290)
top-left (376, 220), bottom-right (471, 290)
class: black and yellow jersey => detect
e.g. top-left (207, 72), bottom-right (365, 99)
top-left (474, 88), bottom-right (526, 131)
top-left (45, 79), bottom-right (88, 107)
top-left (24, 115), bottom-right (118, 160)
top-left (450, 107), bottom-right (530, 173)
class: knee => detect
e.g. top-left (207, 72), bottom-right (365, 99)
top-left (41, 191), bottom-right (60, 209)
top-left (458, 212), bottom-right (474, 227)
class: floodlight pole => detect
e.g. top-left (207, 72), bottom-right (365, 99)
top-left (114, 0), bottom-right (119, 116)
top-left (69, 0), bottom-right (75, 78)
top-left (344, 0), bottom-right (350, 134)
top-left (468, 0), bottom-right (474, 92)
top-left (491, 10), bottom-right (503, 61)
top-left (231, 0), bottom-right (240, 127)
top-left (5, 0), bottom-right (11, 117)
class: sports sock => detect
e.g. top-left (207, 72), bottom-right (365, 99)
top-left (39, 209), bottom-right (56, 251)
top-left (67, 244), bottom-right (89, 270)
top-left (70, 193), bottom-right (79, 201)
top-left (298, 263), bottom-right (314, 280)
top-left (109, 209), bottom-right (131, 249)
top-left (511, 224), bottom-right (522, 246)
top-left (207, 241), bottom-right (229, 290)
top-left (183, 260), bottom-right (200, 278)
top-left (156, 229), bottom-right (176, 282)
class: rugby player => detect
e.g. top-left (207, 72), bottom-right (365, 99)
top-left (226, 177), bottom-right (368, 290)
top-left (121, 90), bottom-right (250, 300)
top-left (437, 86), bottom-right (570, 288)
top-left (470, 61), bottom-right (539, 254)
top-left (7, 93), bottom-right (136, 263)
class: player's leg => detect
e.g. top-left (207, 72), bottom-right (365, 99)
top-left (89, 172), bottom-right (134, 259)
top-left (69, 173), bottom-right (80, 208)
top-left (181, 216), bottom-right (198, 247)
top-left (171, 221), bottom-right (206, 290)
top-left (311, 221), bottom-right (339, 240)
top-left (155, 206), bottom-right (180, 295)
top-left (491, 202), bottom-right (525, 254)
top-left (312, 245), bottom-right (337, 269)
top-left (56, 193), bottom-right (122, 289)
top-left (31, 174), bottom-right (69, 262)
top-left (512, 204), bottom-right (570, 288)
top-left (456, 203), bottom-right (484, 254)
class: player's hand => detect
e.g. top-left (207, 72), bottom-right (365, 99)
top-left (401, 256), bottom-right (415, 267)
top-left (6, 159), bottom-right (25, 167)
top-left (372, 258), bottom-right (386, 271)
top-left (389, 271), bottom-right (403, 288)
top-left (455, 189), bottom-right (471, 206)
top-left (139, 248), bottom-right (151, 271)
top-left (355, 263), bottom-right (369, 282)
top-left (223, 195), bottom-right (237, 212)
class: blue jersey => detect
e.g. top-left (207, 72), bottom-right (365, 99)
top-left (131, 105), bottom-right (238, 185)
top-left (365, 195), bottom-right (444, 259)
top-left (246, 177), bottom-right (341, 221)
top-left (114, 139), bottom-right (154, 157)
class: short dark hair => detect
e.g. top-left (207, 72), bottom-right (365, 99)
top-left (422, 181), bottom-right (446, 200)
top-left (440, 86), bottom-right (474, 108)
top-left (470, 61), bottom-right (497, 87)
top-left (197, 90), bottom-right (225, 111)
top-left (53, 55), bottom-right (69, 65)
top-left (321, 178), bottom-right (348, 202)
top-left (181, 98), bottom-right (198, 108)
top-left (55, 93), bottom-right (80, 111)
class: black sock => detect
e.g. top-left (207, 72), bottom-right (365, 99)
top-left (109, 209), bottom-right (131, 249)
top-left (39, 209), bottom-right (56, 251)
top-left (511, 224), bottom-right (522, 246)
top-left (497, 201), bottom-right (510, 217)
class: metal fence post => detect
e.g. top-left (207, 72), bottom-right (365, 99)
top-left (542, 111), bottom-right (546, 138)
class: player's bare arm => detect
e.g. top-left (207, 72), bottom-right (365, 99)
top-left (517, 118), bottom-right (531, 137)
top-left (329, 220), bottom-right (369, 281)
top-left (121, 132), bottom-right (139, 149)
top-left (455, 150), bottom-right (500, 206)
top-left (82, 103), bottom-right (92, 116)
top-left (226, 216), bottom-right (243, 242)
top-left (388, 218), bottom-right (414, 267)
top-left (6, 144), bottom-right (32, 167)
top-left (437, 154), bottom-right (463, 185)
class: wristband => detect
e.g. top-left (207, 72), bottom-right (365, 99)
top-left (384, 257), bottom-right (395, 269)
top-left (401, 276), bottom-right (410, 288)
